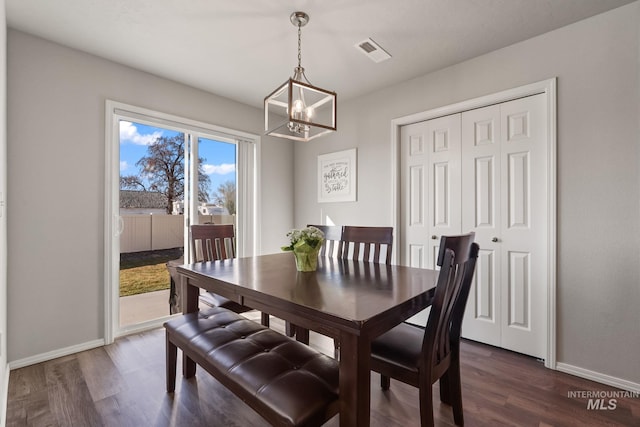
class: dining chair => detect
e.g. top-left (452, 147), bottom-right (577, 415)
top-left (322, 225), bottom-right (394, 356)
top-left (307, 224), bottom-right (343, 258)
top-left (370, 233), bottom-right (478, 427)
top-left (338, 225), bottom-right (393, 264)
top-left (192, 224), bottom-right (270, 326)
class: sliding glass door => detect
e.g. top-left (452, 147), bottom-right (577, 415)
top-left (105, 101), bottom-right (258, 341)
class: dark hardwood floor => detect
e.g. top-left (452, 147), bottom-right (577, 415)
top-left (7, 313), bottom-right (640, 426)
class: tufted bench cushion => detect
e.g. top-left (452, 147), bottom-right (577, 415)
top-left (164, 306), bottom-right (339, 427)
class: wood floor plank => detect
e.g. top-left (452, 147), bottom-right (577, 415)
top-left (7, 364), bottom-right (47, 400)
top-left (77, 346), bottom-right (126, 403)
top-left (7, 389), bottom-right (60, 427)
top-left (102, 333), bottom-right (150, 376)
top-left (5, 395), bottom-right (26, 426)
top-left (47, 381), bottom-right (102, 426)
top-left (6, 324), bottom-right (640, 427)
top-left (43, 356), bottom-right (83, 388)
top-left (176, 371), bottom-right (266, 427)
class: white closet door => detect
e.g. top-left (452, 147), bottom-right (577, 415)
top-left (499, 94), bottom-right (547, 358)
top-left (400, 114), bottom-right (461, 270)
top-left (401, 120), bottom-right (430, 269)
top-left (401, 93), bottom-right (548, 358)
top-left (461, 94), bottom-right (547, 358)
top-left (461, 104), bottom-right (502, 347)
top-left (427, 114), bottom-right (462, 267)
top-left (401, 115), bottom-right (461, 328)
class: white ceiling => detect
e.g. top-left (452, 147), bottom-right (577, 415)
top-left (6, 0), bottom-right (635, 108)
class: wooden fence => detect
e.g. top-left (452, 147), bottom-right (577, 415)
top-left (120, 214), bottom-right (234, 253)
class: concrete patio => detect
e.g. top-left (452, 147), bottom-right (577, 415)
top-left (120, 289), bottom-right (170, 326)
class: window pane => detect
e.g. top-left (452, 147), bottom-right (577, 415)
top-left (119, 120), bottom-right (185, 327)
top-left (197, 137), bottom-right (237, 225)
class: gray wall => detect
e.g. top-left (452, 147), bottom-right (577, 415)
top-left (6, 30), bottom-right (293, 361)
top-left (294, 3), bottom-right (640, 384)
top-left (0, 0), bottom-right (8, 417)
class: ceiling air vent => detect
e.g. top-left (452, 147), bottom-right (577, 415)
top-left (355, 38), bottom-right (391, 63)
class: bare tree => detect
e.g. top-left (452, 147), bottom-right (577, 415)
top-left (211, 181), bottom-right (236, 215)
top-left (120, 135), bottom-right (211, 213)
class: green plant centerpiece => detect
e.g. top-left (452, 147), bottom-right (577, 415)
top-left (281, 226), bottom-right (325, 272)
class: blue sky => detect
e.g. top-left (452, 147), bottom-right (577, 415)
top-left (119, 120), bottom-right (236, 201)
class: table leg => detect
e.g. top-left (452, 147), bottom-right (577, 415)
top-left (181, 277), bottom-right (199, 377)
top-left (182, 277), bottom-right (199, 314)
top-left (339, 331), bottom-right (371, 427)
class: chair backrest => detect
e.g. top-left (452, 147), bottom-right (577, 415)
top-left (306, 224), bottom-right (343, 258)
top-left (339, 226), bottom-right (393, 264)
top-left (424, 235), bottom-right (479, 377)
top-left (190, 224), bottom-right (236, 262)
top-left (435, 232), bottom-right (476, 343)
top-left (436, 232), bottom-right (476, 267)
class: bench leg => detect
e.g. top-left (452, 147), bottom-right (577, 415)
top-left (183, 354), bottom-right (196, 378)
top-left (166, 333), bottom-right (177, 392)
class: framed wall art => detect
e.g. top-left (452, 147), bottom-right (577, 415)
top-left (317, 148), bottom-right (357, 203)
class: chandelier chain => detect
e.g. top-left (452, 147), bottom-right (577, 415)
top-left (297, 22), bottom-right (302, 68)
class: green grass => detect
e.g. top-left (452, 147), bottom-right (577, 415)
top-left (119, 248), bottom-right (183, 297)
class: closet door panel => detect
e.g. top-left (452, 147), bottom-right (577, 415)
top-left (499, 94), bottom-right (547, 359)
top-left (400, 114), bottom-right (461, 270)
top-left (401, 122), bottom-right (429, 269)
top-left (461, 104), bottom-right (502, 344)
top-left (427, 114), bottom-right (462, 266)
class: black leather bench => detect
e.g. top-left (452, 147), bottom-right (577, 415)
top-left (164, 306), bottom-right (339, 427)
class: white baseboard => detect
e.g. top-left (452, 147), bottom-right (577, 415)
top-left (8, 339), bottom-right (105, 370)
top-left (556, 362), bottom-right (640, 393)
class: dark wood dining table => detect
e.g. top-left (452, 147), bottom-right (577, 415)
top-left (176, 252), bottom-right (438, 427)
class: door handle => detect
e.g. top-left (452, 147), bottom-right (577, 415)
top-left (492, 237), bottom-right (499, 243)
top-left (115, 215), bottom-right (124, 237)
top-left (431, 235), bottom-right (438, 240)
